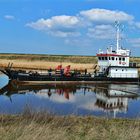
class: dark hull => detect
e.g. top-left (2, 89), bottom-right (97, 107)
top-left (1, 69), bottom-right (140, 84)
top-left (8, 73), bottom-right (140, 84)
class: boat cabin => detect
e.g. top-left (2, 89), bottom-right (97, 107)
top-left (96, 23), bottom-right (138, 78)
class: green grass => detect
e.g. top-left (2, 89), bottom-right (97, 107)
top-left (0, 111), bottom-right (140, 140)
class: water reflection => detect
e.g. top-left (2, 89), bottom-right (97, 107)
top-left (0, 79), bottom-right (140, 118)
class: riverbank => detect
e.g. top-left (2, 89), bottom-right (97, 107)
top-left (0, 54), bottom-right (97, 73)
top-left (0, 53), bottom-right (140, 73)
top-left (0, 113), bottom-right (140, 140)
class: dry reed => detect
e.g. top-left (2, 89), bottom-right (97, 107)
top-left (0, 110), bottom-right (140, 140)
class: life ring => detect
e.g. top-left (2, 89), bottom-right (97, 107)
top-left (122, 62), bottom-right (126, 65)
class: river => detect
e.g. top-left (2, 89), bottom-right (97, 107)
top-left (0, 74), bottom-right (140, 118)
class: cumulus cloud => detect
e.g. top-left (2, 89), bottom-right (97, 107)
top-left (65, 38), bottom-right (92, 47)
top-left (4, 15), bottom-right (15, 20)
top-left (134, 22), bottom-right (140, 29)
top-left (87, 25), bottom-right (116, 39)
top-left (48, 30), bottom-right (81, 37)
top-left (129, 38), bottom-right (140, 47)
top-left (26, 15), bottom-right (80, 37)
top-left (27, 15), bottom-right (79, 29)
top-left (26, 8), bottom-right (139, 39)
top-left (80, 8), bottom-right (134, 23)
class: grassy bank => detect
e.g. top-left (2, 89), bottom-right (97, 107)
top-left (0, 54), bottom-right (97, 72)
top-left (0, 113), bottom-right (140, 140)
top-left (0, 53), bottom-right (140, 63)
top-left (0, 53), bottom-right (140, 72)
top-left (0, 53), bottom-right (97, 64)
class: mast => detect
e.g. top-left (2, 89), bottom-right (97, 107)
top-left (115, 21), bottom-right (120, 52)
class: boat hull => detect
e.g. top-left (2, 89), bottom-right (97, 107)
top-left (1, 69), bottom-right (139, 84)
top-left (9, 74), bottom-right (140, 84)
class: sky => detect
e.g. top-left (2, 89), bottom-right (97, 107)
top-left (0, 0), bottom-right (140, 56)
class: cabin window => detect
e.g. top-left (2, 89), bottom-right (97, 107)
top-left (119, 57), bottom-right (121, 61)
top-left (105, 57), bottom-right (107, 60)
top-left (122, 69), bottom-right (124, 71)
top-left (109, 57), bottom-right (111, 60)
top-left (98, 57), bottom-right (101, 60)
top-left (116, 69), bottom-right (117, 71)
top-left (116, 58), bottom-right (118, 60)
top-left (122, 57), bottom-right (125, 61)
top-left (112, 57), bottom-right (114, 60)
top-left (102, 57), bottom-right (104, 60)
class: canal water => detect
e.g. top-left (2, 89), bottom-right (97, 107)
top-left (1, 74), bottom-right (140, 118)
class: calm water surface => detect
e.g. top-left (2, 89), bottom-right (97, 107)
top-left (0, 74), bottom-right (140, 118)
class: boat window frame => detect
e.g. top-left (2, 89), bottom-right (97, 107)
top-left (102, 57), bottom-right (104, 60)
top-left (122, 57), bottom-right (125, 61)
top-left (112, 57), bottom-right (114, 60)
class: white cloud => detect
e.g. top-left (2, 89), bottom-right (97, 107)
top-left (80, 8), bottom-right (134, 23)
top-left (134, 22), bottom-right (140, 29)
top-left (27, 15), bottom-right (79, 29)
top-left (26, 15), bottom-right (80, 37)
top-left (26, 8), bottom-right (138, 39)
top-left (35, 92), bottom-right (76, 103)
top-left (128, 21), bottom-right (140, 29)
top-left (79, 101), bottom-right (100, 111)
top-left (129, 38), bottom-right (140, 47)
top-left (4, 15), bottom-right (15, 20)
top-left (87, 25), bottom-right (116, 39)
top-left (49, 31), bottom-right (80, 37)
top-left (65, 38), bottom-right (92, 47)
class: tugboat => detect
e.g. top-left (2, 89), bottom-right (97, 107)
top-left (95, 22), bottom-right (139, 81)
top-left (0, 22), bottom-right (139, 84)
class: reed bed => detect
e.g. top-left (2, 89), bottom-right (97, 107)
top-left (0, 111), bottom-right (140, 140)
top-left (0, 54), bottom-right (140, 73)
top-left (0, 59), bottom-right (95, 73)
top-left (0, 54), bottom-right (97, 64)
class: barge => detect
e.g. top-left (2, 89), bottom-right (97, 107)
top-left (0, 22), bottom-right (139, 84)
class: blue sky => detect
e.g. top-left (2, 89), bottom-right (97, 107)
top-left (0, 0), bottom-right (140, 56)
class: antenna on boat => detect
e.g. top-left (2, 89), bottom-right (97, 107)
top-left (115, 21), bottom-right (121, 52)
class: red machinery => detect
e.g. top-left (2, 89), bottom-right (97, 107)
top-left (64, 65), bottom-right (71, 76)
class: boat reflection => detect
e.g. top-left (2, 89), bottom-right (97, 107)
top-left (93, 85), bottom-right (136, 118)
top-left (0, 82), bottom-right (84, 98)
top-left (0, 81), bottom-right (139, 118)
